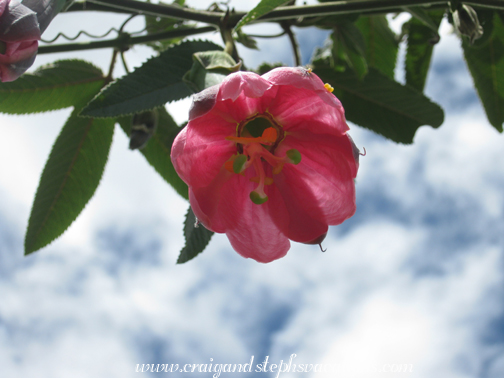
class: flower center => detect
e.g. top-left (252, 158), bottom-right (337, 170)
top-left (224, 114), bottom-right (301, 205)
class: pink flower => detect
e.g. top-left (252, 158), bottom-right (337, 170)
top-left (171, 67), bottom-right (359, 263)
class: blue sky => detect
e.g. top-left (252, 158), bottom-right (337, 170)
top-left (1, 1), bottom-right (504, 377)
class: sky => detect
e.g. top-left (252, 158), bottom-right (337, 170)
top-left (1, 1), bottom-right (504, 378)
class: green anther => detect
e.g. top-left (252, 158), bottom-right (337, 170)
top-left (233, 154), bottom-right (248, 174)
top-left (250, 191), bottom-right (268, 204)
top-left (0, 41), bottom-right (6, 55)
top-left (286, 149), bottom-right (302, 165)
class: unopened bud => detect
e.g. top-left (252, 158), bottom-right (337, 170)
top-left (452, 4), bottom-right (483, 44)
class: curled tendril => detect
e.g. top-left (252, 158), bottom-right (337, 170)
top-left (41, 28), bottom-right (121, 43)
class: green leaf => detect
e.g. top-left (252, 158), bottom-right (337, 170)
top-left (80, 40), bottom-right (222, 118)
top-left (314, 67), bottom-right (444, 144)
top-left (24, 108), bottom-right (115, 254)
top-left (183, 51), bottom-right (240, 93)
top-left (117, 107), bottom-right (188, 199)
top-left (355, 15), bottom-right (398, 79)
top-left (177, 206), bottom-right (213, 264)
top-left (235, 0), bottom-right (290, 30)
top-left (462, 12), bottom-right (504, 132)
top-left (0, 60), bottom-right (104, 114)
top-left (404, 10), bottom-right (445, 91)
top-left (332, 21), bottom-right (368, 79)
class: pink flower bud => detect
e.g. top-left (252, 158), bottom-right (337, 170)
top-left (171, 67), bottom-right (360, 263)
top-left (0, 0), bottom-right (68, 82)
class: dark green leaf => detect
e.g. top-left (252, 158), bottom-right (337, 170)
top-left (462, 12), bottom-right (504, 132)
top-left (314, 67), bottom-right (444, 144)
top-left (235, 0), bottom-right (290, 30)
top-left (0, 60), bottom-right (104, 114)
top-left (333, 21), bottom-right (368, 79)
top-left (24, 108), bottom-right (114, 254)
top-left (80, 40), bottom-right (222, 118)
top-left (117, 107), bottom-right (188, 199)
top-left (355, 15), bottom-right (398, 79)
top-left (405, 10), bottom-right (445, 91)
top-left (177, 206), bottom-right (213, 264)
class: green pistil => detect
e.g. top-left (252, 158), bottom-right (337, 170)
top-left (250, 191), bottom-right (268, 204)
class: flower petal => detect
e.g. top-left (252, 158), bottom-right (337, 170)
top-left (171, 115), bottom-right (236, 188)
top-left (275, 132), bottom-right (358, 227)
top-left (220, 71), bottom-right (272, 102)
top-left (267, 84), bottom-right (349, 136)
top-left (190, 168), bottom-right (290, 263)
top-left (0, 0), bottom-right (7, 16)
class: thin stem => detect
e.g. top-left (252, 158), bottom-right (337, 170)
top-left (37, 25), bottom-right (217, 54)
top-left (86, 0), bottom-right (223, 25)
top-left (106, 49), bottom-right (118, 82)
top-left (74, 0), bottom-right (504, 26)
top-left (247, 31), bottom-right (286, 39)
top-left (281, 22), bottom-right (301, 66)
top-left (120, 51), bottom-right (130, 74)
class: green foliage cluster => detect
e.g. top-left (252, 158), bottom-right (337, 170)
top-left (1, 0), bottom-right (503, 262)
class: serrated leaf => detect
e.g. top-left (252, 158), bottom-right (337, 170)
top-left (0, 60), bottom-right (104, 114)
top-left (462, 12), bottom-right (504, 132)
top-left (80, 40), bottom-right (222, 118)
top-left (177, 206), bottom-right (213, 264)
top-left (24, 108), bottom-right (114, 254)
top-left (235, 0), bottom-right (289, 30)
top-left (314, 67), bottom-right (444, 144)
top-left (355, 15), bottom-right (398, 79)
top-left (405, 10), bottom-right (444, 91)
top-left (117, 107), bottom-right (188, 199)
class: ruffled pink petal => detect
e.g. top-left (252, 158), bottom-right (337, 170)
top-left (267, 84), bottom-right (349, 136)
top-left (220, 71), bottom-right (272, 101)
top-left (274, 132), bottom-right (357, 229)
top-left (171, 113), bottom-right (236, 188)
top-left (189, 167), bottom-right (290, 263)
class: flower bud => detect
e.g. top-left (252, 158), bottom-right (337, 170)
top-left (452, 4), bottom-right (483, 44)
top-left (129, 110), bottom-right (158, 150)
top-left (0, 0), bottom-right (73, 82)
